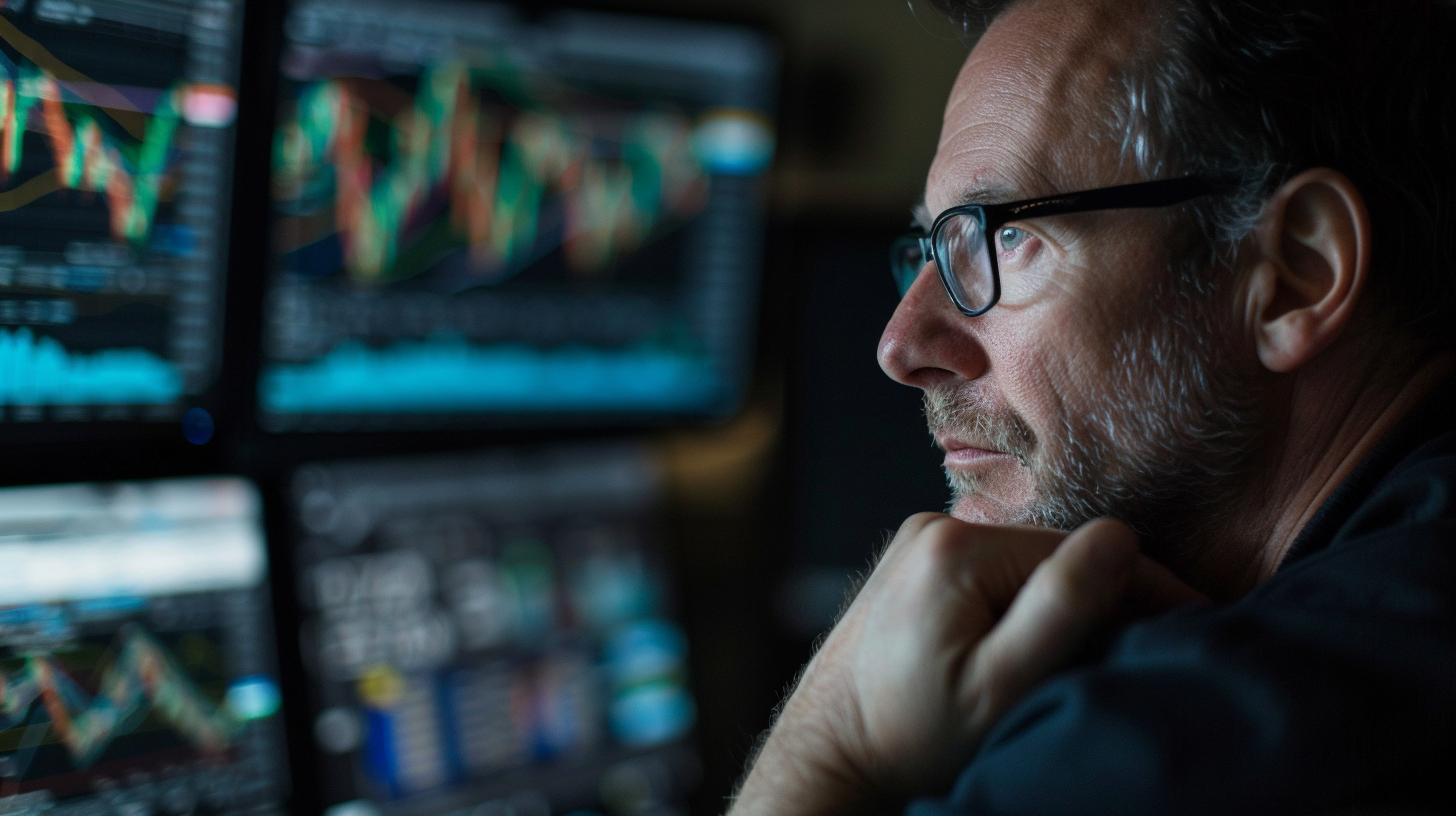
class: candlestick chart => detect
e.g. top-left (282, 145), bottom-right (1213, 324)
top-left (0, 2), bottom-right (240, 420)
top-left (273, 63), bottom-right (708, 285)
top-left (0, 60), bottom-right (184, 244)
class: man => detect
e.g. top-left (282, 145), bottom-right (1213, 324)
top-left (731, 0), bottom-right (1456, 813)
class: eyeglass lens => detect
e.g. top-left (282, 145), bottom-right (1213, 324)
top-left (891, 210), bottom-right (995, 313)
top-left (891, 237), bottom-right (926, 298)
top-left (934, 211), bottom-right (995, 314)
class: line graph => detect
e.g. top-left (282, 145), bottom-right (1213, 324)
top-left (0, 15), bottom-right (151, 138)
top-left (0, 624), bottom-right (240, 777)
top-left (273, 62), bottom-right (710, 284)
top-left (0, 166), bottom-right (57, 212)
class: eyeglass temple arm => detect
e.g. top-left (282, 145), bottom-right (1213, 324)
top-left (989, 176), bottom-right (1238, 222)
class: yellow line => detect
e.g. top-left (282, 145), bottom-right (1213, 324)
top-left (0, 169), bottom-right (61, 211)
top-left (0, 16), bottom-right (147, 139)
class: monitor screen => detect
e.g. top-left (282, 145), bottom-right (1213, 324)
top-left (290, 445), bottom-right (698, 814)
top-left (260, 0), bottom-right (776, 431)
top-left (0, 0), bottom-right (241, 425)
top-left (0, 477), bottom-right (288, 814)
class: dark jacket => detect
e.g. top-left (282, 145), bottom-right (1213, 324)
top-left (909, 382), bottom-right (1456, 815)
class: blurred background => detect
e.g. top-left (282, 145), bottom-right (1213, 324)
top-left (0, 0), bottom-right (967, 813)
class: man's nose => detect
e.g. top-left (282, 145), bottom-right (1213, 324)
top-left (877, 261), bottom-right (990, 390)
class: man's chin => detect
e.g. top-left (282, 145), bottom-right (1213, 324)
top-left (943, 460), bottom-right (1039, 526)
top-left (947, 492), bottom-right (1027, 526)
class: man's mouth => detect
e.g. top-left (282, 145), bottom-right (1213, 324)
top-left (924, 386), bottom-right (1036, 471)
top-left (936, 436), bottom-right (1014, 467)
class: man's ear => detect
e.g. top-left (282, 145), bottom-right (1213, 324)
top-left (1242, 168), bottom-right (1371, 373)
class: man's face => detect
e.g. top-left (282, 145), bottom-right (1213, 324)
top-left (878, 0), bottom-right (1263, 549)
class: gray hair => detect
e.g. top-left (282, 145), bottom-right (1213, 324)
top-left (928, 0), bottom-right (1456, 345)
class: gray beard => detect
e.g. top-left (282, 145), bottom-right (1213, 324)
top-left (925, 279), bottom-right (1264, 562)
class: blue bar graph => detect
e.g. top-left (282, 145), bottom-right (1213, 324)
top-left (259, 337), bottom-right (725, 414)
top-left (0, 328), bottom-right (183, 406)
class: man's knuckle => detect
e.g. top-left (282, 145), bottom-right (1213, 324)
top-left (921, 522), bottom-right (976, 570)
top-left (1034, 562), bottom-right (1094, 610)
top-left (900, 512), bottom-right (946, 534)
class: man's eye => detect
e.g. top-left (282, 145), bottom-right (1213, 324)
top-left (996, 226), bottom-right (1029, 254)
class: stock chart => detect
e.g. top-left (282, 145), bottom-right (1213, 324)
top-left (0, 625), bottom-right (241, 774)
top-left (0, 0), bottom-right (239, 422)
top-left (261, 0), bottom-right (775, 428)
top-left (0, 478), bottom-right (287, 815)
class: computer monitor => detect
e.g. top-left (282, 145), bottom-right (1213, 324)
top-left (0, 0), bottom-right (241, 427)
top-left (0, 477), bottom-right (289, 813)
top-left (259, 0), bottom-right (777, 431)
top-left (290, 445), bottom-right (698, 814)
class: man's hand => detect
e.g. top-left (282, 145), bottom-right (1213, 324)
top-left (730, 514), bottom-right (1203, 815)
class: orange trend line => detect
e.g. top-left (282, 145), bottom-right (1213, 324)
top-left (0, 167), bottom-right (58, 211)
top-left (0, 15), bottom-right (147, 139)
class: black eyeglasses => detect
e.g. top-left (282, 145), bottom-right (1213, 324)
top-left (890, 175), bottom-right (1236, 317)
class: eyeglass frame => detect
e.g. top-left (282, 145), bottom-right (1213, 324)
top-left (892, 175), bottom-right (1239, 317)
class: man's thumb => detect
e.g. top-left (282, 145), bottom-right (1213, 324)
top-left (966, 519), bottom-right (1138, 731)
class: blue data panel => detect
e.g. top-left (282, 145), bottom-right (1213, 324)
top-left (0, 0), bottom-right (240, 423)
top-left (291, 445), bottom-right (698, 815)
top-left (259, 0), bottom-right (776, 430)
top-left (0, 477), bottom-right (289, 815)
top-left (0, 327), bottom-right (181, 404)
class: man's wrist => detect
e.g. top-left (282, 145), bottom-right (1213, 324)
top-left (729, 690), bottom-right (893, 816)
